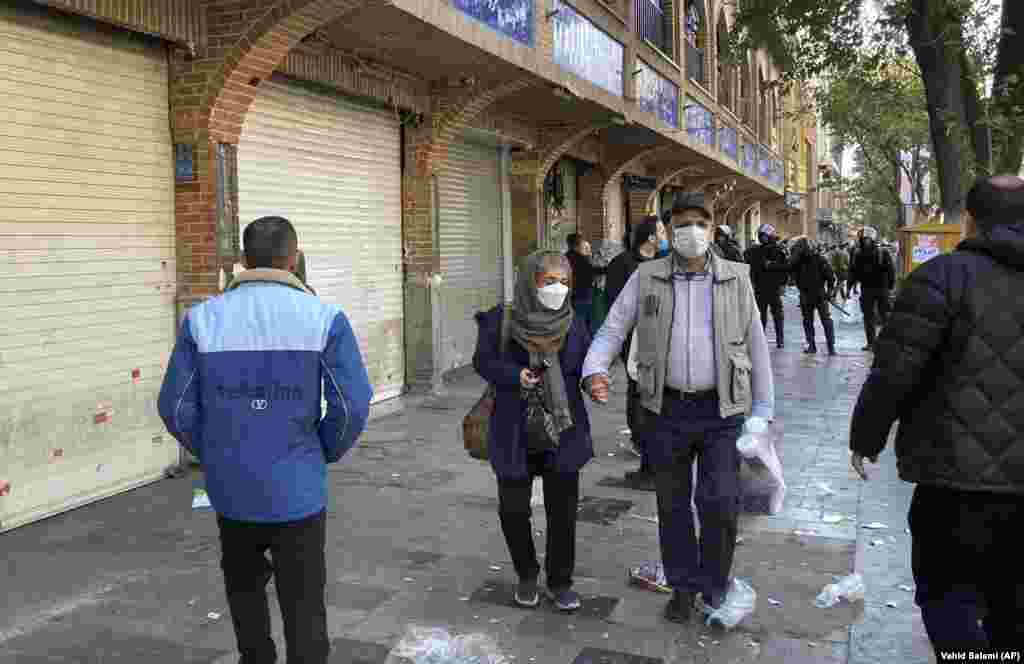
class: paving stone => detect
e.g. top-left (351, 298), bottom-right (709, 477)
top-left (572, 646), bottom-right (663, 664)
top-left (576, 497), bottom-right (635, 526)
top-left (329, 638), bottom-right (392, 664)
top-left (328, 582), bottom-right (397, 612)
top-left (595, 476), bottom-right (657, 492)
top-left (2, 627), bottom-right (226, 663)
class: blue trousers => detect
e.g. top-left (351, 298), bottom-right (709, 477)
top-left (572, 299), bottom-right (593, 335)
top-left (647, 395), bottom-right (744, 602)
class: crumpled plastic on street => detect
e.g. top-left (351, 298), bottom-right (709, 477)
top-left (704, 578), bottom-right (757, 630)
top-left (814, 573), bottom-right (866, 608)
top-left (385, 626), bottom-right (509, 664)
top-left (736, 422), bottom-right (786, 514)
top-left (628, 561), bottom-right (672, 594)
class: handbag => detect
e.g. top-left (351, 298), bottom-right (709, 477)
top-left (522, 383), bottom-right (560, 453)
top-left (463, 305), bottom-right (514, 461)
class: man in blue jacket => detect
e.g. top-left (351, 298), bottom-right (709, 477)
top-left (158, 216), bottom-right (373, 664)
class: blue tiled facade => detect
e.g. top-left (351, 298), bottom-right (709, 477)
top-left (636, 60), bottom-right (679, 127)
top-left (553, 1), bottom-right (623, 96)
top-left (452, 0), bottom-right (533, 45)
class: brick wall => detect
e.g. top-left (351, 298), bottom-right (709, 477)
top-left (578, 167), bottom-right (607, 242)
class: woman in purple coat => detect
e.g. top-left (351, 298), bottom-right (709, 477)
top-left (473, 251), bottom-right (594, 613)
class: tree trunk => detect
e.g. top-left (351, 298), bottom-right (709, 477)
top-left (993, 0), bottom-right (1024, 174)
top-left (906, 0), bottom-right (969, 226)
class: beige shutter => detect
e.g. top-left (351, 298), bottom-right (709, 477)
top-left (237, 78), bottom-right (404, 402)
top-left (437, 134), bottom-right (504, 372)
top-left (0, 4), bottom-right (177, 531)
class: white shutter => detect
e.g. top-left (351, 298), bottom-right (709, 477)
top-left (437, 135), bottom-right (504, 372)
top-left (238, 78), bottom-right (404, 402)
top-left (0, 5), bottom-right (177, 531)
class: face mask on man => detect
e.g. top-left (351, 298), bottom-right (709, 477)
top-left (673, 225), bottom-right (710, 259)
top-left (537, 283), bottom-right (569, 310)
top-left (657, 238), bottom-right (669, 253)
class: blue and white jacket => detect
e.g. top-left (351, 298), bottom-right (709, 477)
top-left (157, 269), bottom-right (373, 523)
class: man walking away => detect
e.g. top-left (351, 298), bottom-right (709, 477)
top-left (829, 244), bottom-right (849, 301)
top-left (158, 216), bottom-right (374, 664)
top-left (582, 203), bottom-right (774, 626)
top-left (713, 225), bottom-right (745, 262)
top-left (565, 233), bottom-right (607, 334)
top-left (790, 238), bottom-right (837, 356)
top-left (846, 226), bottom-right (895, 351)
top-left (849, 176), bottom-right (1024, 653)
top-left (744, 224), bottom-right (789, 349)
top-left (605, 216), bottom-right (668, 488)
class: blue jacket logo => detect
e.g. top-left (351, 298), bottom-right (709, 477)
top-left (251, 399), bottom-right (269, 411)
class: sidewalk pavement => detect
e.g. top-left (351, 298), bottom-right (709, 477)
top-left (0, 291), bottom-right (935, 664)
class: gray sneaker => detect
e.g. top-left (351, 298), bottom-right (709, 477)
top-left (514, 579), bottom-right (540, 608)
top-left (547, 587), bottom-right (582, 612)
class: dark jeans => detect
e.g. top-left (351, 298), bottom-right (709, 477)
top-left (754, 288), bottom-right (784, 346)
top-left (909, 485), bottom-right (1024, 654)
top-left (626, 377), bottom-right (651, 473)
top-left (216, 510), bottom-right (329, 664)
top-left (647, 395), bottom-right (744, 602)
top-left (497, 453), bottom-right (581, 590)
top-left (799, 295), bottom-right (835, 350)
top-left (859, 288), bottom-right (891, 346)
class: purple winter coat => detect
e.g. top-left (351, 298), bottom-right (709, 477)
top-left (472, 306), bottom-right (594, 482)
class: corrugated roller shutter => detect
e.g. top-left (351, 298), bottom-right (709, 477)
top-left (237, 78), bottom-right (404, 402)
top-left (0, 4), bottom-right (177, 531)
top-left (437, 135), bottom-right (503, 372)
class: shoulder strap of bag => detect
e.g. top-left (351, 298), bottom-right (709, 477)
top-left (499, 304), bottom-right (514, 356)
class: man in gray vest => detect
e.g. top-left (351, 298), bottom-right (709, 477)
top-left (582, 203), bottom-right (774, 625)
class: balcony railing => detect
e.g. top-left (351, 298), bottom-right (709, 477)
top-left (635, 0), bottom-right (671, 57)
top-left (686, 43), bottom-right (705, 85)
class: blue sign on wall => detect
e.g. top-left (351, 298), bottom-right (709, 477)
top-left (453, 0), bottom-right (533, 45)
top-left (553, 0), bottom-right (624, 96)
top-left (685, 96), bottom-right (714, 147)
top-left (718, 126), bottom-right (738, 161)
top-left (637, 60), bottom-right (679, 128)
top-left (175, 143), bottom-right (194, 182)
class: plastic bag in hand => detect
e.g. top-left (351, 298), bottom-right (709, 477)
top-left (386, 626), bottom-right (509, 664)
top-left (736, 419), bottom-right (786, 514)
top-left (705, 578), bottom-right (757, 629)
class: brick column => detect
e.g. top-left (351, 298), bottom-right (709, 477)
top-left (509, 150), bottom-right (543, 261)
top-left (578, 166), bottom-right (607, 242)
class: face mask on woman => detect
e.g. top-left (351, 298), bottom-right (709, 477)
top-left (673, 225), bottom-right (710, 259)
top-left (657, 238), bottom-right (669, 254)
top-left (537, 283), bottom-right (569, 310)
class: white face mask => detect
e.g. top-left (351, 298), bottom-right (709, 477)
top-left (537, 283), bottom-right (569, 310)
top-left (673, 225), bottom-right (710, 259)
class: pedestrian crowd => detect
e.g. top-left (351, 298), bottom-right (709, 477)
top-left (155, 177), bottom-right (1023, 663)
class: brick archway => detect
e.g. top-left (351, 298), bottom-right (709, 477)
top-left (192, 0), bottom-right (369, 145)
top-left (601, 145), bottom-right (675, 214)
top-left (645, 165), bottom-right (706, 213)
top-left (533, 121), bottom-right (615, 191)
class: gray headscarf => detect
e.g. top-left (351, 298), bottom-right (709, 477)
top-left (509, 251), bottom-right (575, 436)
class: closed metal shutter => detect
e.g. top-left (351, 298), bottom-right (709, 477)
top-left (0, 4), bottom-right (177, 531)
top-left (237, 78), bottom-right (404, 402)
top-left (437, 135), bottom-right (504, 372)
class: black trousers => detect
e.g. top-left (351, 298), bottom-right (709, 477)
top-left (626, 377), bottom-right (651, 472)
top-left (754, 288), bottom-right (784, 345)
top-left (909, 485), bottom-right (1024, 653)
top-left (799, 295), bottom-right (835, 350)
top-left (497, 453), bottom-right (580, 590)
top-left (859, 287), bottom-right (891, 346)
top-left (216, 510), bottom-right (329, 664)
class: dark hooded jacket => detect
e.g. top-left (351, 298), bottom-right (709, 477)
top-left (849, 222), bottom-right (1024, 494)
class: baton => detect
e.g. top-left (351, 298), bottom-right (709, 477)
top-left (829, 298), bottom-right (850, 316)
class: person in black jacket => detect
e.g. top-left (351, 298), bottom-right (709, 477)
top-left (848, 176), bottom-right (1024, 653)
top-left (846, 226), bottom-right (895, 351)
top-left (790, 237), bottom-right (837, 356)
top-left (565, 234), bottom-right (606, 334)
top-left (604, 216), bottom-right (667, 487)
top-left (744, 224), bottom-right (789, 348)
top-left (714, 225), bottom-right (745, 262)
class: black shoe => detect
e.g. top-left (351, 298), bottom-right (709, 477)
top-left (664, 591), bottom-right (693, 623)
top-left (803, 346), bottom-right (817, 354)
top-left (828, 347), bottom-right (838, 356)
top-left (862, 345), bottom-right (873, 352)
top-left (514, 578), bottom-right (540, 608)
top-left (776, 342), bottom-right (785, 349)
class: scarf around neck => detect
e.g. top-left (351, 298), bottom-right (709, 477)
top-left (509, 251), bottom-right (575, 435)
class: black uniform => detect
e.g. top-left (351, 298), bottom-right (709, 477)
top-left (848, 242), bottom-right (896, 348)
top-left (744, 241), bottom-right (789, 347)
top-left (791, 244), bottom-right (837, 354)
